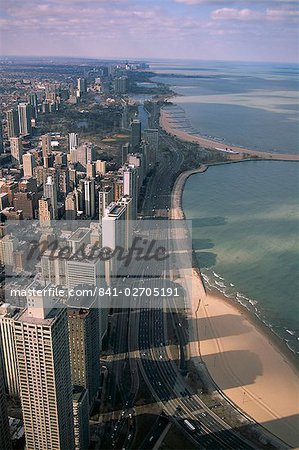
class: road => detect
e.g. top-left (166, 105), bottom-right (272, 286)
top-left (107, 113), bottom-right (257, 449)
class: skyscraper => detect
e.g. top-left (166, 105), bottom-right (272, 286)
top-left (123, 165), bottom-right (138, 220)
top-left (0, 357), bottom-right (11, 450)
top-left (41, 134), bottom-right (51, 158)
top-left (0, 303), bottom-right (20, 397)
top-left (95, 159), bottom-right (106, 175)
top-left (14, 283), bottom-right (75, 450)
top-left (69, 133), bottom-right (79, 151)
top-left (18, 103), bottom-right (32, 137)
top-left (44, 175), bottom-right (58, 219)
top-left (98, 185), bottom-right (113, 220)
top-left (86, 161), bottom-right (95, 178)
top-left (6, 108), bottom-right (19, 138)
top-left (84, 178), bottom-right (95, 218)
top-left (76, 143), bottom-right (95, 170)
top-left (23, 152), bottom-right (36, 177)
top-left (77, 78), bottom-right (87, 95)
top-left (73, 386), bottom-right (90, 450)
top-left (29, 93), bottom-right (38, 118)
top-left (0, 234), bottom-right (17, 268)
top-left (67, 306), bottom-right (100, 408)
top-left (113, 76), bottom-right (128, 94)
top-left (65, 191), bottom-right (77, 220)
top-left (10, 137), bottom-right (23, 165)
top-left (38, 197), bottom-right (52, 227)
top-left (131, 119), bottom-right (141, 151)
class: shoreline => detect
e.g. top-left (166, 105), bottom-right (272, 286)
top-left (170, 165), bottom-right (299, 447)
top-left (160, 104), bottom-right (299, 162)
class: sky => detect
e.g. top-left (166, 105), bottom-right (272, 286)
top-left (0, 0), bottom-right (298, 63)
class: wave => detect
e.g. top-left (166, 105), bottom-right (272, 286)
top-left (201, 269), bottom-right (298, 355)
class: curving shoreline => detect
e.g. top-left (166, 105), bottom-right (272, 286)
top-left (170, 164), bottom-right (299, 448)
top-left (161, 105), bottom-right (299, 162)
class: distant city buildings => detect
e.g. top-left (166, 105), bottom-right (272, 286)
top-left (114, 76), bottom-right (128, 94)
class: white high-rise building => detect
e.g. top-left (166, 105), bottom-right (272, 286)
top-left (123, 166), bottom-right (138, 220)
top-left (14, 282), bottom-right (75, 450)
top-left (23, 152), bottom-right (36, 177)
top-left (10, 136), bottom-right (23, 165)
top-left (69, 132), bottom-right (79, 151)
top-left (102, 202), bottom-right (127, 280)
top-left (0, 303), bottom-right (20, 397)
top-left (44, 175), bottom-right (58, 219)
top-left (66, 259), bottom-right (102, 291)
top-left (18, 102), bottom-right (32, 136)
top-left (0, 234), bottom-right (17, 267)
top-left (98, 185), bottom-right (113, 220)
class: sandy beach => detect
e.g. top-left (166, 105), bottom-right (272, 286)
top-left (171, 169), bottom-right (299, 448)
top-left (161, 106), bottom-right (299, 162)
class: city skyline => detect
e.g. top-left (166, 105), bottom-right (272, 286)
top-left (0, 0), bottom-right (298, 63)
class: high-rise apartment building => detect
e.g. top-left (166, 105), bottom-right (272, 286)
top-left (38, 197), bottom-right (52, 227)
top-left (69, 133), bottom-right (79, 151)
top-left (0, 303), bottom-right (20, 397)
top-left (13, 191), bottom-right (36, 220)
top-left (43, 175), bottom-right (58, 219)
top-left (77, 78), bottom-right (87, 95)
top-left (113, 76), bottom-right (128, 94)
top-left (0, 234), bottom-right (17, 267)
top-left (68, 306), bottom-right (100, 408)
top-left (76, 143), bottom-right (95, 170)
top-left (65, 191), bottom-right (77, 220)
top-left (131, 119), bottom-right (141, 151)
top-left (84, 178), bottom-right (95, 218)
top-left (6, 108), bottom-right (20, 138)
top-left (73, 386), bottom-right (90, 450)
top-left (98, 185), bottom-right (113, 220)
top-left (18, 103), bottom-right (32, 136)
top-left (123, 165), bottom-right (138, 220)
top-left (14, 283), bottom-right (75, 450)
top-left (0, 357), bottom-right (11, 450)
top-left (10, 137), bottom-right (23, 165)
top-left (95, 160), bottom-right (106, 175)
top-left (41, 134), bottom-right (51, 158)
top-left (23, 152), bottom-right (35, 177)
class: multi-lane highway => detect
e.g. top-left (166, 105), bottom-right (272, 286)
top-left (107, 116), bottom-right (257, 449)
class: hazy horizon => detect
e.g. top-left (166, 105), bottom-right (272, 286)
top-left (0, 0), bottom-right (298, 63)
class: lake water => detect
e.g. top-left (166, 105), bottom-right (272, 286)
top-left (151, 61), bottom-right (299, 354)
